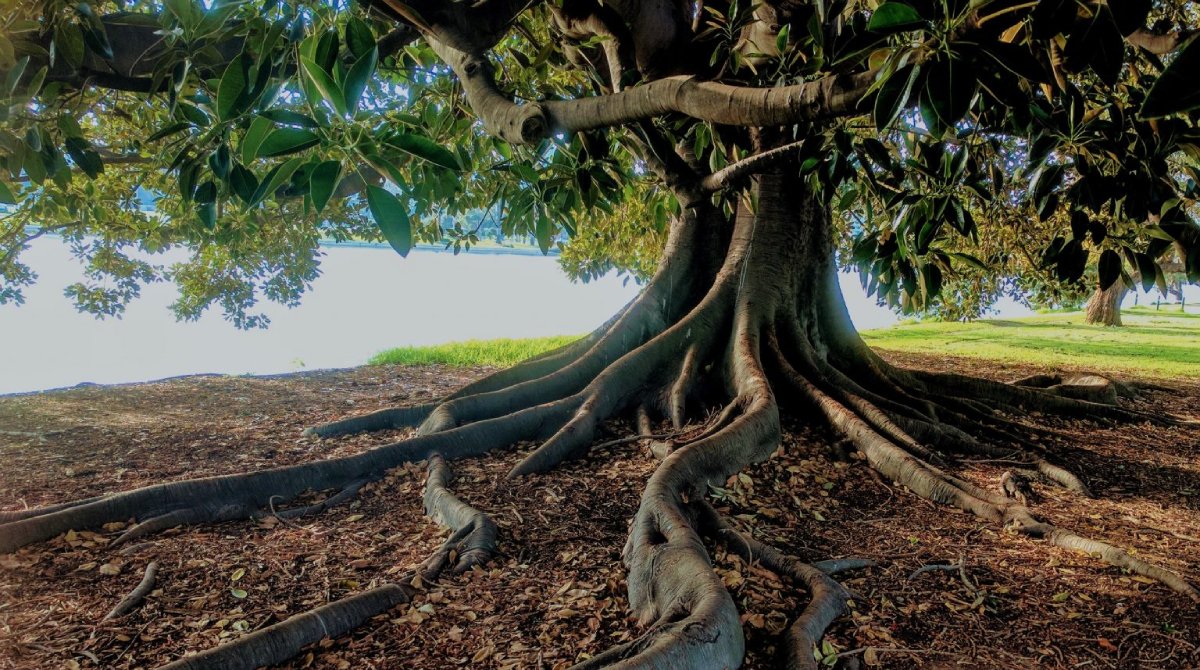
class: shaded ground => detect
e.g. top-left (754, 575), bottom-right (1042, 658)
top-left (1, 354), bottom-right (1198, 669)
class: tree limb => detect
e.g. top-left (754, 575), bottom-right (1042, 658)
top-left (430, 39), bottom-right (874, 145)
top-left (700, 138), bottom-right (809, 192)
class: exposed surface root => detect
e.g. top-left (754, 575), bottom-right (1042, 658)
top-left (0, 396), bottom-right (580, 553)
top-left (696, 500), bottom-right (871, 670)
top-left (103, 560), bottom-right (159, 622)
top-left (0, 495), bottom-right (108, 524)
top-left (302, 403), bottom-right (438, 438)
top-left (157, 583), bottom-right (413, 670)
top-left (419, 454), bottom-right (498, 578)
top-left (273, 478), bottom-right (371, 520)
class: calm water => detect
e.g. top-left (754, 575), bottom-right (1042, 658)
top-left (0, 236), bottom-right (1034, 394)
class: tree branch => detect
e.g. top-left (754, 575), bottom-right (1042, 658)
top-left (700, 138), bottom-right (809, 192)
top-left (430, 39), bottom-right (874, 145)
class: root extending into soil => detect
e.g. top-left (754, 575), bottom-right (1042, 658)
top-left (103, 560), bottom-right (159, 622)
top-left (695, 500), bottom-right (874, 670)
top-left (2, 167), bottom-right (1196, 668)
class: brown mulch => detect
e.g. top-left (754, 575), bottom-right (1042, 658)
top-left (0, 354), bottom-right (1198, 669)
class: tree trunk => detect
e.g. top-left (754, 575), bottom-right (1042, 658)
top-left (1085, 280), bottom-right (1128, 326)
top-left (2, 169), bottom-right (1194, 670)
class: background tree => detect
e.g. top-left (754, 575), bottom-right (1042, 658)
top-left (3, 1), bottom-right (1200, 668)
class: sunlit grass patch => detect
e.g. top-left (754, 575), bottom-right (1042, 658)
top-left (861, 308), bottom-right (1199, 379)
top-left (369, 336), bottom-right (580, 368)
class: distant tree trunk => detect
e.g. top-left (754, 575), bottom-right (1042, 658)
top-left (1085, 280), bottom-right (1128, 326)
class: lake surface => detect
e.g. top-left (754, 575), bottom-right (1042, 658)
top-left (0, 236), bottom-right (1041, 394)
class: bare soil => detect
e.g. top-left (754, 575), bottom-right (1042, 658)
top-left (1, 354), bottom-right (1197, 669)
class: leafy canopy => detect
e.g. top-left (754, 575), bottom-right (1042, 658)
top-left (0, 0), bottom-right (1197, 323)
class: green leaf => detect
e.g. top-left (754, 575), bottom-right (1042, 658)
top-left (249, 156), bottom-right (304, 207)
top-left (309, 160), bottom-right (342, 214)
top-left (535, 213), bottom-right (553, 253)
top-left (197, 201), bottom-right (216, 230)
top-left (1064, 5), bottom-right (1125, 86)
top-left (1141, 36), bottom-right (1200, 118)
top-left (259, 110), bottom-right (320, 128)
top-left (345, 17), bottom-right (375, 60)
top-left (366, 186), bottom-right (412, 257)
top-left (1134, 252), bottom-right (1157, 291)
top-left (229, 163), bottom-right (258, 204)
top-left (300, 57), bottom-right (346, 116)
top-left (64, 137), bottom-right (102, 178)
top-left (385, 133), bottom-right (459, 170)
top-left (216, 55), bottom-right (248, 121)
top-left (343, 46), bottom-right (377, 115)
top-left (148, 121), bottom-right (192, 142)
top-left (255, 128), bottom-right (319, 159)
top-left (868, 2), bottom-right (926, 33)
top-left (1098, 249), bottom-right (1122, 290)
top-left (240, 115), bottom-right (273, 163)
top-left (230, 588), bottom-right (247, 599)
top-left (194, 179), bottom-right (217, 204)
top-left (919, 58), bottom-right (977, 137)
top-left (874, 64), bottom-right (919, 131)
top-left (0, 180), bottom-right (17, 204)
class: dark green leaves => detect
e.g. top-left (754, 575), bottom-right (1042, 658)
top-left (919, 58), bottom-right (976, 137)
top-left (255, 128), bottom-right (319, 158)
top-left (345, 17), bottom-right (375, 60)
top-left (1064, 5), bottom-right (1125, 85)
top-left (1134, 252), bottom-right (1157, 291)
top-left (300, 57), bottom-right (346, 116)
top-left (74, 3), bottom-right (113, 60)
top-left (1054, 238), bottom-right (1088, 281)
top-left (869, 3), bottom-right (926, 34)
top-left (874, 64), bottom-right (919, 131)
top-left (309, 160), bottom-right (341, 214)
top-left (343, 46), bottom-right (378, 115)
top-left (1141, 36), bottom-right (1200, 118)
top-left (64, 136), bottom-right (102, 178)
top-left (0, 181), bottom-right (17, 204)
top-left (366, 186), bottom-right (411, 257)
top-left (249, 156), bottom-right (304, 207)
top-left (1098, 249), bottom-right (1122, 290)
top-left (147, 121), bottom-right (192, 143)
top-left (384, 133), bottom-right (460, 171)
top-left (216, 55), bottom-right (249, 121)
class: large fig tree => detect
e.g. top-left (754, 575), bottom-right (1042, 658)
top-left (2, 0), bottom-right (1200, 668)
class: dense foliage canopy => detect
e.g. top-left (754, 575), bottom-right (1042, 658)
top-left (1, 0), bottom-right (1197, 325)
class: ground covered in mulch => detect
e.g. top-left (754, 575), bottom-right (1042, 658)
top-left (1, 354), bottom-right (1198, 669)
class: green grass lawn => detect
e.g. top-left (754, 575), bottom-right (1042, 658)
top-left (861, 306), bottom-right (1200, 379)
top-left (369, 335), bottom-right (580, 368)
top-left (368, 308), bottom-right (1197, 379)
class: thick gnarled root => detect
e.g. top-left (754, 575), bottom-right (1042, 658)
top-left (420, 454), bottom-right (498, 578)
top-left (157, 584), bottom-right (414, 670)
top-left (695, 501), bottom-right (872, 670)
top-left (0, 396), bottom-right (579, 554)
top-left (766, 326), bottom-right (1199, 603)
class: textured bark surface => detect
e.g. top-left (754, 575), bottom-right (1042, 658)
top-left (1085, 281), bottom-right (1128, 327)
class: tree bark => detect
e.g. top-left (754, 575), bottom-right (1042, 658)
top-left (1085, 280), bottom-right (1128, 326)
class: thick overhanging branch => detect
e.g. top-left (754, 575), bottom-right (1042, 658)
top-left (430, 39), bottom-right (873, 145)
